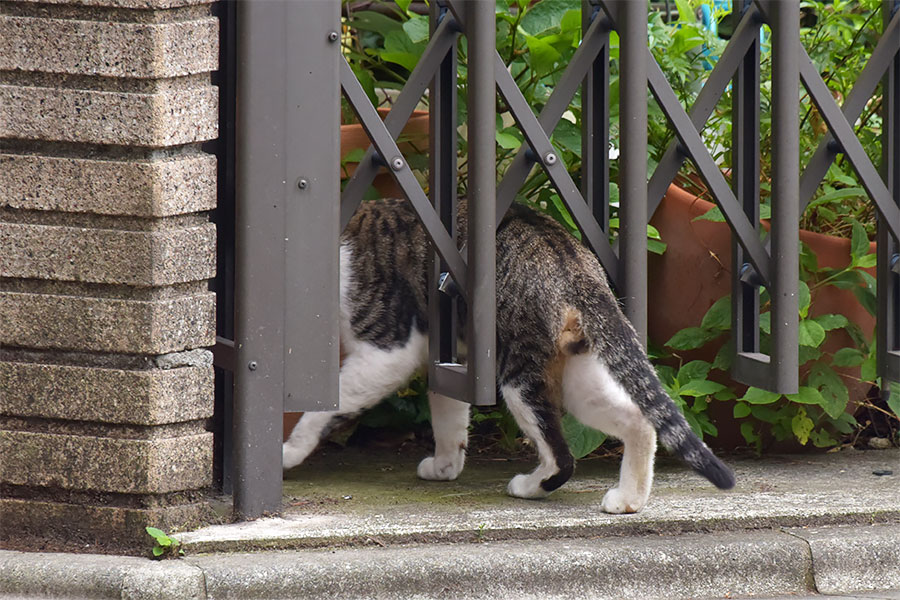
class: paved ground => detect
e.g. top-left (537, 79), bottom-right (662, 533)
top-left (2, 446), bottom-right (898, 599)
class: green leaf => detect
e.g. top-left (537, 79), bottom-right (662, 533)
top-left (552, 119), bottom-right (581, 155)
top-left (831, 347), bottom-right (866, 367)
top-left (887, 382), bottom-right (900, 418)
top-left (152, 546), bottom-right (165, 557)
top-left (791, 407), bottom-right (814, 445)
top-left (810, 429), bottom-right (838, 448)
top-left (742, 387), bottom-right (782, 405)
top-left (854, 253), bottom-right (877, 268)
top-left (519, 0), bottom-right (573, 35)
top-left (693, 205), bottom-right (726, 222)
top-left (814, 314), bottom-right (849, 331)
top-left (562, 413), bottom-right (607, 459)
top-left (395, 0), bottom-right (412, 14)
top-left (350, 11), bottom-right (404, 37)
top-left (678, 360), bottom-right (712, 383)
top-left (733, 402), bottom-right (752, 418)
top-left (679, 379), bottom-right (727, 397)
top-left (145, 527), bottom-right (166, 541)
top-left (712, 340), bottom-right (734, 371)
top-left (851, 285), bottom-right (877, 317)
top-left (496, 131), bottom-right (521, 150)
top-left (786, 386), bottom-right (826, 407)
top-left (798, 319), bottom-right (827, 347)
top-left (665, 327), bottom-right (720, 350)
top-left (740, 422), bottom-right (760, 445)
top-left (669, 25), bottom-right (705, 56)
top-left (648, 238), bottom-right (668, 255)
top-left (850, 219), bottom-right (870, 262)
top-left (402, 15), bottom-right (430, 44)
top-left (759, 312), bottom-right (771, 334)
top-left (861, 344), bottom-right (878, 382)
top-left (524, 34), bottom-right (562, 77)
top-left (799, 280), bottom-right (811, 318)
top-left (807, 365), bottom-right (849, 419)
top-left (700, 296), bottom-right (731, 331)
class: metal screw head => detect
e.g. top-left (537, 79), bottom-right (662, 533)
top-left (297, 178), bottom-right (309, 190)
top-left (328, 31), bottom-right (339, 42)
top-left (390, 156), bottom-right (405, 171)
top-left (544, 152), bottom-right (558, 166)
top-left (248, 361), bottom-right (258, 371)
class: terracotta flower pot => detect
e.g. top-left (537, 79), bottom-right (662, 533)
top-left (341, 108), bottom-right (430, 198)
top-left (648, 183), bottom-right (876, 448)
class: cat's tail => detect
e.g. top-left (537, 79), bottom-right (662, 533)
top-left (571, 301), bottom-right (736, 490)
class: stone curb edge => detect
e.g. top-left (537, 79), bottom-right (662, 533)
top-left (1, 524), bottom-right (898, 599)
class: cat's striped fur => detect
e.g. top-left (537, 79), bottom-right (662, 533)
top-left (283, 198), bottom-right (735, 513)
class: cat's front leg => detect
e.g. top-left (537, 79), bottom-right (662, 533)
top-left (417, 391), bottom-right (470, 481)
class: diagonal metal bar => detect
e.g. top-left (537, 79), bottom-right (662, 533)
top-left (341, 16), bottom-right (459, 230)
top-left (647, 56), bottom-right (772, 285)
top-left (646, 4), bottom-right (761, 214)
top-left (494, 11), bottom-right (610, 225)
top-left (495, 51), bottom-right (622, 288)
top-left (340, 57), bottom-right (468, 293)
top-left (800, 50), bottom-right (900, 243)
top-left (798, 9), bottom-right (900, 211)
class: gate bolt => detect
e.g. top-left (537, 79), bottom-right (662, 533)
top-left (328, 31), bottom-right (339, 42)
top-left (391, 156), bottom-right (405, 171)
top-left (544, 152), bottom-right (558, 166)
top-left (248, 361), bottom-right (258, 371)
top-left (297, 178), bottom-right (309, 190)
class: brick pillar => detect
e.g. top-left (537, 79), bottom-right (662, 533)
top-left (0, 0), bottom-right (219, 548)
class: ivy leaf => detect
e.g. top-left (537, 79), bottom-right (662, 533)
top-left (850, 219), bottom-right (870, 263)
top-left (496, 131), bottom-right (522, 150)
top-left (740, 422), bottom-right (760, 446)
top-left (887, 382), bottom-right (900, 419)
top-left (807, 365), bottom-right (849, 419)
top-left (665, 327), bottom-right (720, 350)
top-left (350, 11), bottom-right (404, 37)
top-left (700, 296), bottom-right (731, 331)
top-left (679, 379), bottom-right (727, 397)
top-left (678, 360), bottom-right (712, 383)
top-left (733, 402), bottom-right (752, 418)
top-left (402, 15), bottom-right (430, 44)
top-left (831, 347), bottom-right (866, 367)
top-left (785, 386), bottom-right (826, 407)
top-left (152, 546), bottom-right (165, 557)
top-left (712, 340), bottom-right (734, 371)
top-left (791, 407), bottom-right (814, 445)
top-left (562, 413), bottom-right (607, 459)
top-left (693, 205), bottom-right (726, 222)
top-left (814, 314), bottom-right (849, 331)
top-left (799, 280), bottom-right (811, 318)
top-left (741, 387), bottom-right (782, 405)
top-left (759, 312), bottom-right (771, 335)
top-left (524, 34), bottom-right (562, 78)
top-left (798, 319), bottom-right (827, 347)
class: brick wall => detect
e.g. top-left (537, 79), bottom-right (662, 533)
top-left (0, 0), bottom-right (219, 548)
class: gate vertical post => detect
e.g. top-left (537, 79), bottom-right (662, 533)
top-left (878, 0), bottom-right (900, 387)
top-left (617, 0), bottom-right (649, 345)
top-left (233, 0), bottom-right (341, 519)
top-left (768, 1), bottom-right (800, 392)
top-left (429, 1), bottom-right (459, 370)
top-left (465, 0), bottom-right (497, 406)
top-left (582, 0), bottom-right (610, 228)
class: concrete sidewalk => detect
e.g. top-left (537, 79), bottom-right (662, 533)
top-left (2, 447), bottom-right (899, 599)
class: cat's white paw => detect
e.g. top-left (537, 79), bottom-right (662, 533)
top-left (282, 442), bottom-right (307, 470)
top-left (507, 474), bottom-right (551, 499)
top-left (417, 456), bottom-right (462, 481)
top-left (600, 487), bottom-right (646, 514)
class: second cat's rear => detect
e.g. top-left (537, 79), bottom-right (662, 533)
top-left (284, 198), bottom-right (735, 512)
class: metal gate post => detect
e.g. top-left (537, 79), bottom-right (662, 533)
top-left (878, 0), bottom-right (900, 389)
top-left (465, 0), bottom-right (497, 406)
top-left (582, 0), bottom-right (610, 228)
top-left (233, 0), bottom-right (341, 519)
top-left (767, 1), bottom-right (800, 392)
top-left (617, 0), bottom-right (649, 346)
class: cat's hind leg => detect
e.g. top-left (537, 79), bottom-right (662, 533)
top-left (562, 353), bottom-right (657, 513)
top-left (500, 380), bottom-right (574, 499)
top-left (417, 391), bottom-right (470, 481)
top-left (282, 331), bottom-right (427, 469)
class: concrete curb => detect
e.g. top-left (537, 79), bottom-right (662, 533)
top-left (2, 524), bottom-right (899, 599)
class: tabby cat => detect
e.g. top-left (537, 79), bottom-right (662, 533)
top-left (283, 198), bottom-right (735, 513)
